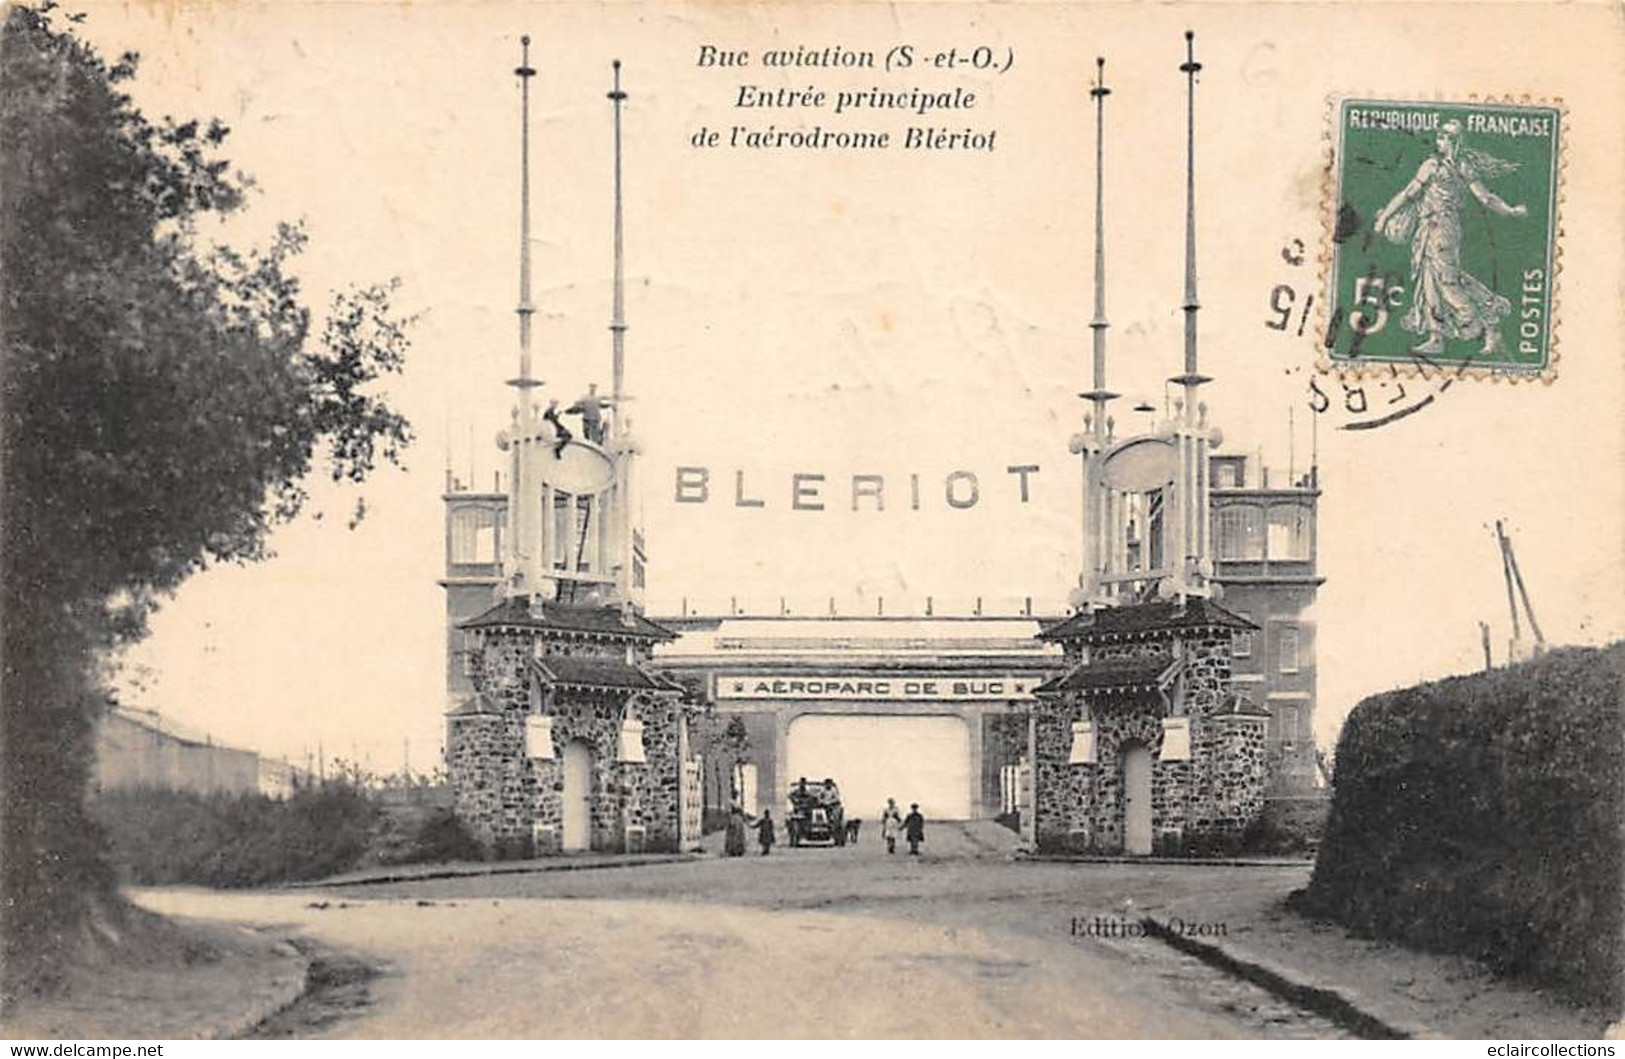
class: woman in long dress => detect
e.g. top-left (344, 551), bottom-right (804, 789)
top-left (724, 804), bottom-right (747, 857)
top-left (1372, 120), bottom-right (1527, 356)
top-left (879, 798), bottom-right (903, 855)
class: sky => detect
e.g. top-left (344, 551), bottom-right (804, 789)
top-left (70, 1), bottom-right (1625, 775)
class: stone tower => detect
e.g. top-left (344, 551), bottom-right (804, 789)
top-left (445, 45), bottom-right (700, 856)
top-left (1029, 37), bottom-right (1269, 855)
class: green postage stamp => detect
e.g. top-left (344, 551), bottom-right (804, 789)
top-left (1328, 99), bottom-right (1562, 377)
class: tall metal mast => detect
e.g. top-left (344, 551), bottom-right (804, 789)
top-left (509, 36), bottom-right (541, 394)
top-left (608, 59), bottom-right (628, 435)
top-left (501, 35), bottom-right (544, 599)
top-left (1171, 31), bottom-right (1211, 420)
top-left (1080, 57), bottom-right (1119, 439)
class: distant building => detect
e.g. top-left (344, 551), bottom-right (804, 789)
top-left (256, 755), bottom-right (313, 799)
top-left (652, 613), bottom-right (1058, 823)
top-left (1209, 455), bottom-right (1323, 793)
top-left (96, 707), bottom-right (311, 799)
top-left (95, 708), bottom-right (259, 796)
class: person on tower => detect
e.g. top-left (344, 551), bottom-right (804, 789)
top-left (541, 400), bottom-right (573, 458)
top-left (566, 384), bottom-right (612, 445)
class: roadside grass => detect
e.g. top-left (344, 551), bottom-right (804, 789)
top-left (91, 783), bottom-right (481, 888)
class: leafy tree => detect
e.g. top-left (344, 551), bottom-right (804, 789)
top-left (0, 2), bottom-right (412, 1003)
top-left (720, 716), bottom-right (752, 805)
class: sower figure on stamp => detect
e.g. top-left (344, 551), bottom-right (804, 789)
top-left (1373, 119), bottom-right (1527, 357)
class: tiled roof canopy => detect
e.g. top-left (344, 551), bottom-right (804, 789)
top-left (531, 657), bottom-right (681, 693)
top-left (1037, 597), bottom-right (1257, 643)
top-left (459, 596), bottom-right (676, 641)
top-left (1033, 653), bottom-right (1180, 696)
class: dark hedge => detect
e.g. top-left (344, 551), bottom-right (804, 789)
top-left (1297, 643), bottom-right (1624, 1009)
top-left (92, 785), bottom-right (381, 888)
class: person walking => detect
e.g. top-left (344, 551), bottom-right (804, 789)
top-left (756, 808), bottom-right (777, 856)
top-left (903, 803), bottom-right (925, 856)
top-left (724, 804), bottom-right (747, 857)
top-left (880, 798), bottom-right (903, 855)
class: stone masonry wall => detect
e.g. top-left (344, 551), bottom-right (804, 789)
top-left (1206, 716), bottom-right (1268, 839)
top-left (1033, 624), bottom-right (1267, 854)
top-left (446, 711), bottom-right (511, 850)
top-left (525, 694), bottom-right (687, 853)
top-left (448, 625), bottom-right (690, 854)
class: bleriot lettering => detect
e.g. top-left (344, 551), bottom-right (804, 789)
top-left (676, 468), bottom-right (1028, 511)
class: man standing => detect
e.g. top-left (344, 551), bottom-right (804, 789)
top-left (756, 808), bottom-right (777, 856)
top-left (565, 383), bottom-right (612, 444)
top-left (903, 803), bottom-right (925, 856)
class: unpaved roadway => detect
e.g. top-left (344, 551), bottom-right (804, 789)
top-left (133, 822), bottom-right (1342, 1039)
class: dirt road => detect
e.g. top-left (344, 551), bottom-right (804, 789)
top-left (132, 822), bottom-right (1341, 1038)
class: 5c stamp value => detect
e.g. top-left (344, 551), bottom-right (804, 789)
top-left (1328, 99), bottom-right (1562, 378)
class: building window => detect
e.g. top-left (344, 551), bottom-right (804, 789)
top-left (1233, 615), bottom-right (1253, 657)
top-left (450, 507), bottom-right (499, 564)
top-left (1215, 506), bottom-right (1264, 560)
top-left (1278, 626), bottom-right (1301, 674)
top-left (1279, 706), bottom-right (1299, 748)
top-left (1267, 505), bottom-right (1311, 561)
top-left (1213, 460), bottom-right (1243, 488)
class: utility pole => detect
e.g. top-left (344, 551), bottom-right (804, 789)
top-left (1495, 519), bottom-right (1546, 663)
